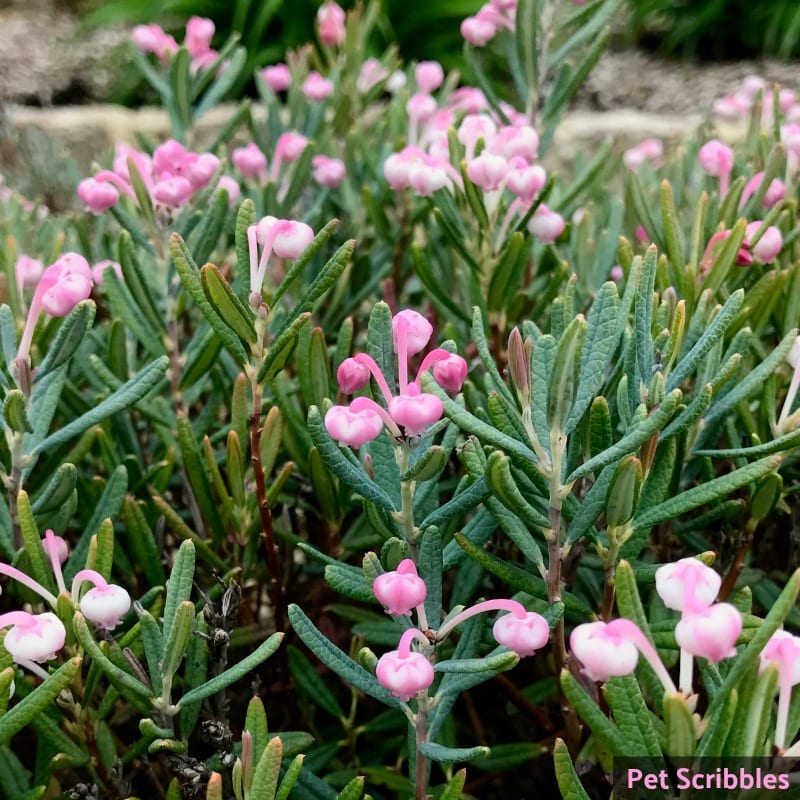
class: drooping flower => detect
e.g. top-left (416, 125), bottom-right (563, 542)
top-left (373, 559), bottom-right (427, 616)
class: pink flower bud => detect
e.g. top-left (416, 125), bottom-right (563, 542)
top-left (337, 358), bottom-right (371, 394)
top-left (740, 75), bottom-right (767, 101)
top-left (570, 620), bottom-right (639, 682)
top-left (152, 176), bottom-right (194, 207)
top-left (505, 159), bottom-right (546, 201)
top-left (185, 16), bottom-right (214, 57)
top-left (216, 176), bottom-right (241, 208)
top-left (448, 88), bottom-right (488, 114)
top-left (623, 138), bottom-right (664, 171)
top-left (312, 155), bottom-right (346, 188)
top-left (39, 254), bottom-right (93, 317)
top-left (376, 650), bottom-right (434, 700)
top-left (655, 557), bottom-right (720, 612)
top-left (745, 221), bottom-right (783, 263)
top-left (393, 310), bottom-right (433, 355)
top-left (233, 143), bottom-right (268, 181)
top-left (186, 153), bottom-right (219, 189)
top-left (387, 70), bottom-right (407, 94)
top-left (760, 631), bottom-right (800, 685)
top-left (415, 61), bottom-right (444, 93)
top-left (275, 133), bottom-right (309, 163)
top-left (153, 139), bottom-right (188, 178)
top-left (271, 220), bottom-right (315, 259)
top-left (357, 58), bottom-right (390, 93)
top-left (610, 265), bottom-right (624, 282)
top-left (407, 161), bottom-right (450, 196)
top-left (16, 255), bottom-right (44, 290)
top-left (384, 148), bottom-right (421, 190)
top-left (91, 260), bottom-right (123, 287)
top-left (373, 559), bottom-right (427, 616)
top-left (491, 125), bottom-right (539, 162)
top-left (461, 16), bottom-right (497, 46)
top-left (0, 611), bottom-right (66, 663)
top-left (466, 152), bottom-right (508, 191)
top-left (713, 95), bottom-right (750, 119)
top-left (431, 353), bottom-right (468, 392)
top-left (41, 529), bottom-right (69, 565)
top-left (77, 178), bottom-right (119, 213)
top-left (493, 610), bottom-right (549, 656)
top-left (302, 71), bottom-right (334, 103)
top-left (527, 204), bottom-right (565, 244)
top-left (80, 584), bottom-right (132, 629)
top-left (699, 139), bottom-right (734, 197)
top-left (407, 93), bottom-right (438, 123)
top-left (261, 63), bottom-right (291, 92)
top-left (325, 404), bottom-right (384, 447)
top-left (317, 1), bottom-right (346, 47)
top-left (740, 172), bottom-right (786, 209)
top-left (389, 386), bottom-right (444, 436)
top-left (131, 24), bottom-right (178, 61)
top-left (674, 602), bottom-right (742, 663)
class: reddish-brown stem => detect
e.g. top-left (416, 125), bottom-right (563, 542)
top-left (249, 404), bottom-right (287, 636)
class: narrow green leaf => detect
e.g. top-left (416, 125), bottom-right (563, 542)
top-left (31, 356), bottom-right (169, 455)
top-left (663, 693), bottom-right (696, 757)
top-left (201, 264), bottom-right (255, 344)
top-left (288, 645), bottom-right (343, 719)
top-left (161, 601), bottom-right (195, 685)
top-left (566, 389), bottom-right (682, 483)
top-left (162, 541), bottom-right (196, 648)
top-left (17, 491), bottom-right (54, 594)
top-left (307, 406), bottom-right (396, 511)
top-left (632, 455), bottom-right (782, 531)
top-left (548, 315), bottom-right (586, 434)
top-left (334, 776), bottom-right (364, 800)
top-left (34, 300), bottom-right (95, 379)
top-left (73, 615), bottom-right (152, 700)
top-left (257, 312), bottom-right (311, 384)
top-left (170, 233), bottom-right (248, 364)
top-left (560, 670), bottom-right (628, 755)
top-left (250, 737), bottom-right (282, 800)
top-left (666, 290), bottom-right (744, 391)
top-left (553, 738), bottom-right (591, 800)
top-left (0, 658), bottom-right (81, 747)
top-left (440, 769), bottom-right (467, 800)
top-left (566, 282), bottom-right (620, 432)
top-left (605, 675), bottom-right (662, 757)
top-left (418, 743), bottom-right (489, 763)
top-left (177, 633), bottom-right (284, 708)
top-left (288, 605), bottom-right (399, 707)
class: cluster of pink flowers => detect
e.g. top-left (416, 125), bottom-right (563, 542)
top-left (78, 140), bottom-right (221, 215)
top-left (0, 530), bottom-right (130, 680)
top-left (384, 87), bottom-right (562, 244)
top-left (132, 15), bottom-right (220, 73)
top-left (700, 220), bottom-right (783, 273)
top-left (570, 558), bottom-right (742, 696)
top-left (460, 0), bottom-right (517, 47)
top-left (231, 135), bottom-right (344, 190)
top-left (325, 309), bottom-right (468, 447)
top-left (372, 559), bottom-right (549, 701)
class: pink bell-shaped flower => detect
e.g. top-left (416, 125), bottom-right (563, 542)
top-left (431, 353), bottom-right (468, 392)
top-left (337, 358), bottom-right (372, 394)
top-left (0, 611), bottom-right (66, 663)
top-left (392, 310), bottom-right (433, 356)
top-left (655, 557), bottom-right (720, 612)
top-left (570, 620), bottom-right (640, 682)
top-left (77, 177), bottom-right (120, 213)
top-left (39, 254), bottom-right (93, 317)
top-left (461, 16), bottom-right (497, 46)
top-left (232, 144), bottom-right (267, 180)
top-left (466, 152), bottom-right (508, 192)
top-left (416, 61), bottom-right (444, 93)
top-left (261, 64), bottom-right (291, 92)
top-left (674, 602), bottom-right (742, 663)
top-left (16, 255), bottom-right (44, 290)
top-left (152, 176), bottom-right (194, 207)
top-left (493, 610), bottom-right (549, 657)
top-left (388, 385), bottom-right (444, 437)
top-left (317, 1), bottom-right (346, 46)
top-left (376, 650), bottom-right (434, 701)
top-left (80, 584), bottom-right (132, 630)
top-left (312, 155), bottom-right (346, 188)
top-left (698, 139), bottom-right (734, 198)
top-left (302, 71), bottom-right (334, 103)
top-left (760, 630), bottom-right (800, 748)
top-left (373, 559), bottom-right (427, 616)
top-left (324, 404), bottom-right (384, 447)
top-left (528, 204), bottom-right (565, 245)
top-left (745, 221), bottom-right (783, 263)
